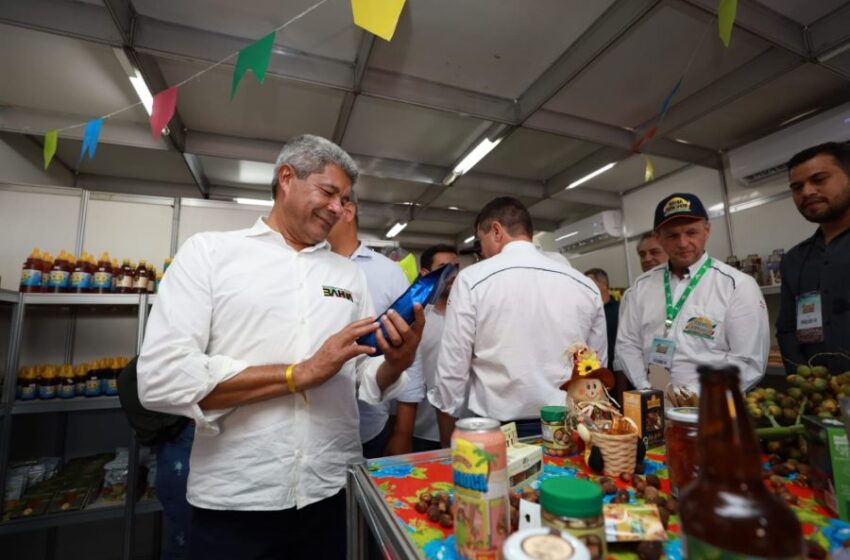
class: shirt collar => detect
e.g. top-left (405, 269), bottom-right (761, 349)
top-left (500, 240), bottom-right (536, 256)
top-left (244, 217), bottom-right (329, 252)
top-left (668, 251), bottom-right (709, 278)
top-left (351, 242), bottom-right (374, 261)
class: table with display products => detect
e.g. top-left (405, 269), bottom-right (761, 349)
top-left (346, 444), bottom-right (850, 559)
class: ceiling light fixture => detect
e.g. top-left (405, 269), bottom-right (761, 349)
top-left (385, 222), bottom-right (408, 238)
top-left (448, 206), bottom-right (461, 211)
top-left (555, 231), bottom-right (579, 242)
top-left (565, 162), bottom-right (617, 190)
top-left (779, 107), bottom-right (821, 127)
top-left (233, 198), bottom-right (274, 207)
top-left (464, 235), bottom-right (475, 243)
top-left (817, 41), bottom-right (850, 63)
top-left (443, 137), bottom-right (504, 185)
top-left (113, 48), bottom-right (154, 116)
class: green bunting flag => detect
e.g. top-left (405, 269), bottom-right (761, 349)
top-left (718, 0), bottom-right (737, 48)
top-left (231, 32), bottom-right (276, 99)
top-left (43, 130), bottom-right (58, 170)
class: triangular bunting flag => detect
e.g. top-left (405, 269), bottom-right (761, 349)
top-left (79, 118), bottom-right (103, 162)
top-left (352, 0), bottom-right (406, 42)
top-left (718, 0), bottom-right (737, 48)
top-left (630, 126), bottom-right (658, 154)
top-left (645, 156), bottom-right (655, 183)
top-left (150, 87), bottom-right (178, 140)
top-left (398, 253), bottom-right (418, 285)
top-left (231, 32), bottom-right (276, 99)
top-left (659, 77), bottom-right (683, 118)
top-left (43, 130), bottom-right (58, 170)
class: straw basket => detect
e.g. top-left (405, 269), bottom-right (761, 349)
top-left (590, 417), bottom-right (639, 477)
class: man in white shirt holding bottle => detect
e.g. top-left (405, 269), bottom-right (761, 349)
top-left (386, 244), bottom-right (459, 455)
top-left (137, 135), bottom-right (423, 560)
top-left (615, 193), bottom-right (768, 393)
top-left (327, 190), bottom-right (410, 458)
top-left (429, 197), bottom-right (608, 443)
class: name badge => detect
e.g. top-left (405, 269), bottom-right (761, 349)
top-left (649, 337), bottom-right (676, 369)
top-left (796, 292), bottom-right (824, 344)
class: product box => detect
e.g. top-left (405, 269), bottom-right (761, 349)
top-left (623, 389), bottom-right (665, 448)
top-left (804, 415), bottom-right (850, 521)
top-left (501, 423), bottom-right (543, 489)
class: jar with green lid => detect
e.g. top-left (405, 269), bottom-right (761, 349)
top-left (540, 406), bottom-right (571, 457)
top-left (540, 477), bottom-right (606, 560)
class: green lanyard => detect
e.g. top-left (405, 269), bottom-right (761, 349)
top-left (663, 257), bottom-right (712, 335)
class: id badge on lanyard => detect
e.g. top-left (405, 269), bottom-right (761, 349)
top-left (796, 291), bottom-right (825, 344)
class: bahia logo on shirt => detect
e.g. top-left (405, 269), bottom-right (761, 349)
top-left (682, 316), bottom-right (716, 340)
top-left (663, 196), bottom-right (692, 217)
top-left (322, 285), bottom-right (353, 301)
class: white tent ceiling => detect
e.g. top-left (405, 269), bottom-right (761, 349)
top-left (1, 0), bottom-right (849, 247)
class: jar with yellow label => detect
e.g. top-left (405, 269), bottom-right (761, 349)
top-left (84, 362), bottom-right (103, 397)
top-left (58, 364), bottom-right (76, 399)
top-left (74, 364), bottom-right (88, 396)
top-left (540, 478), bottom-right (606, 560)
top-left (17, 368), bottom-right (38, 400)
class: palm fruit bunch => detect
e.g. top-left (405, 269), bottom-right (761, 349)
top-left (745, 364), bottom-right (850, 461)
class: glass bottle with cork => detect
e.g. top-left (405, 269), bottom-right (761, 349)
top-left (678, 364), bottom-right (804, 558)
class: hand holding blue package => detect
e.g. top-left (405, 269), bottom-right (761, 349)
top-left (357, 263), bottom-right (456, 356)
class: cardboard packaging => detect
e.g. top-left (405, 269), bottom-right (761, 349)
top-left (804, 415), bottom-right (850, 521)
top-left (623, 389), bottom-right (665, 448)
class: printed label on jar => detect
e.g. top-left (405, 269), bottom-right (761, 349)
top-left (38, 385), bottom-right (57, 399)
top-left (59, 384), bottom-right (76, 398)
top-left (92, 271), bottom-right (113, 290)
top-left (49, 270), bottom-right (71, 288)
top-left (684, 535), bottom-right (803, 560)
top-left (119, 276), bottom-right (134, 289)
top-left (20, 269), bottom-right (43, 287)
top-left (102, 378), bottom-right (118, 395)
top-left (541, 423), bottom-right (569, 450)
top-left (20, 384), bottom-right (37, 400)
top-left (70, 271), bottom-right (92, 290)
top-left (85, 379), bottom-right (101, 396)
top-left (75, 381), bottom-right (87, 395)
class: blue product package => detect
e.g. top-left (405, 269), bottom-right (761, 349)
top-left (357, 263), bottom-right (456, 357)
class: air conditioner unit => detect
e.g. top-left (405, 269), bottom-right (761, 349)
top-left (729, 102), bottom-right (850, 186)
top-left (553, 210), bottom-right (622, 253)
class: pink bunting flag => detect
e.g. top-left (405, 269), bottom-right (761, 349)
top-left (150, 87), bottom-right (178, 139)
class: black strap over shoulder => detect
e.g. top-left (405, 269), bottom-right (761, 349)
top-left (117, 356), bottom-right (189, 446)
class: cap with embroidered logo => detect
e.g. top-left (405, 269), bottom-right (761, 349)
top-left (654, 193), bottom-right (708, 230)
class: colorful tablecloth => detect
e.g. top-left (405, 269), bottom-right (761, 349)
top-left (366, 446), bottom-right (850, 559)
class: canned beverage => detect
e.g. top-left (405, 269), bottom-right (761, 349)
top-left (452, 417), bottom-right (510, 559)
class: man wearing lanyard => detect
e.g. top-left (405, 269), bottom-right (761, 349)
top-left (326, 189), bottom-right (410, 458)
top-left (615, 193), bottom-right (769, 392)
top-left (429, 197), bottom-right (607, 442)
top-left (777, 142), bottom-right (850, 374)
top-left (137, 135), bottom-right (422, 559)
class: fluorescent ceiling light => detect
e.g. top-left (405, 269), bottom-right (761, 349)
top-left (779, 108), bottom-right (820, 127)
top-left (555, 231), bottom-right (578, 242)
top-left (565, 162), bottom-right (617, 190)
top-left (818, 41), bottom-right (850, 63)
top-left (233, 198), bottom-right (274, 207)
top-left (464, 235), bottom-right (475, 243)
top-left (128, 71), bottom-right (154, 116)
top-left (448, 206), bottom-right (461, 211)
top-left (386, 222), bottom-right (408, 238)
top-left (453, 137), bottom-right (503, 176)
top-left (707, 203), bottom-right (724, 213)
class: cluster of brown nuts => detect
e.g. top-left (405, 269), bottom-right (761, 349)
top-left (413, 492), bottom-right (453, 528)
top-left (508, 486), bottom-right (541, 532)
top-left (763, 455), bottom-right (810, 507)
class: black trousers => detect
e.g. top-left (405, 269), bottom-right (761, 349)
top-left (188, 490), bottom-right (346, 560)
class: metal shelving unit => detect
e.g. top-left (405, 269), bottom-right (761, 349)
top-left (0, 291), bottom-right (158, 560)
top-left (761, 284), bottom-right (781, 296)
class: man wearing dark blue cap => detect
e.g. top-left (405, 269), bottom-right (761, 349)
top-left (614, 193), bottom-right (769, 394)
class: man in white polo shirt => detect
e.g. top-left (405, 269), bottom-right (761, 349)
top-left (615, 193), bottom-right (769, 393)
top-left (327, 190), bottom-right (410, 458)
top-left (429, 197), bottom-right (607, 443)
top-left (137, 135), bottom-right (422, 560)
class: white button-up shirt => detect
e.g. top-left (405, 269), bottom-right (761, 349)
top-left (429, 241), bottom-right (607, 421)
top-left (614, 252), bottom-right (768, 391)
top-left (397, 306), bottom-right (446, 442)
top-left (349, 243), bottom-right (410, 442)
top-left (137, 218), bottom-right (405, 511)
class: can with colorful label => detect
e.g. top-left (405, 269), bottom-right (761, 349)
top-left (452, 417), bottom-right (510, 559)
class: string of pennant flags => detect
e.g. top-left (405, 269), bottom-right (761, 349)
top-left (639, 0), bottom-right (737, 182)
top-left (41, 0), bottom-right (407, 170)
top-left (38, 0), bottom-right (737, 192)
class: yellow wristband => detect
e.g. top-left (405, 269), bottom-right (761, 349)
top-left (285, 364), bottom-right (308, 404)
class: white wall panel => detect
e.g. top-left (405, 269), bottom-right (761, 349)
top-left (730, 194), bottom-right (815, 257)
top-left (0, 188), bottom-right (81, 291)
top-left (568, 243), bottom-right (629, 288)
top-left (83, 198), bottom-right (173, 268)
top-left (177, 203), bottom-right (267, 250)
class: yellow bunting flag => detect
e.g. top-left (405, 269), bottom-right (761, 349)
top-left (43, 130), bottom-right (58, 170)
top-left (644, 156), bottom-right (655, 183)
top-left (398, 253), bottom-right (418, 285)
top-left (718, 0), bottom-right (737, 48)
top-left (351, 0), bottom-right (406, 41)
